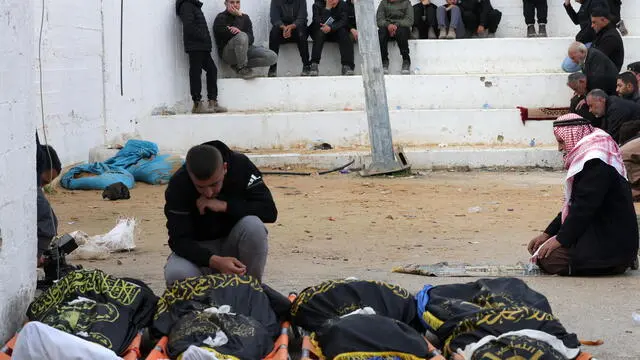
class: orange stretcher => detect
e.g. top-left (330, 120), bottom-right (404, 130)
top-left (146, 294), bottom-right (296, 360)
top-left (0, 323), bottom-right (144, 360)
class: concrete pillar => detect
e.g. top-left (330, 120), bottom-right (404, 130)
top-left (0, 0), bottom-right (38, 344)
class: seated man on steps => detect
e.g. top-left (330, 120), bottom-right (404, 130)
top-left (617, 72), bottom-right (640, 103)
top-left (163, 141), bottom-right (278, 286)
top-left (459, 0), bottom-right (501, 38)
top-left (214, 0), bottom-right (277, 79)
top-left (586, 88), bottom-right (640, 144)
top-left (377, 0), bottom-right (413, 74)
top-left (436, 0), bottom-right (465, 40)
top-left (412, 0), bottom-right (437, 39)
top-left (268, 0), bottom-right (311, 77)
top-left (591, 7), bottom-right (624, 71)
top-left (309, 0), bottom-right (355, 76)
top-left (561, 0), bottom-right (608, 72)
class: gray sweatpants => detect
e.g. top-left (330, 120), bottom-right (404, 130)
top-left (164, 215), bottom-right (269, 287)
top-left (222, 32), bottom-right (278, 69)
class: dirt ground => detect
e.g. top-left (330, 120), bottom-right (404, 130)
top-left (50, 170), bottom-right (640, 359)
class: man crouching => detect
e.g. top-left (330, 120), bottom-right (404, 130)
top-left (163, 141), bottom-right (277, 286)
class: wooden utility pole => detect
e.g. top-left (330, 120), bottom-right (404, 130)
top-left (353, 0), bottom-right (409, 175)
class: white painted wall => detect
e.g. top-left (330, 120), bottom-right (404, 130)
top-left (0, 0), bottom-right (38, 345)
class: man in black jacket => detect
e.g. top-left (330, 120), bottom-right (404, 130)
top-left (163, 141), bottom-right (278, 286)
top-left (176, 0), bottom-right (226, 113)
top-left (591, 7), bottom-right (624, 71)
top-left (561, 0), bottom-right (608, 72)
top-left (459, 0), bottom-right (501, 38)
top-left (213, 0), bottom-right (277, 79)
top-left (412, 0), bottom-right (437, 39)
top-left (309, 0), bottom-right (355, 76)
top-left (586, 89), bottom-right (640, 143)
top-left (268, 0), bottom-right (311, 77)
top-left (567, 42), bottom-right (617, 95)
top-left (567, 72), bottom-right (599, 127)
top-left (617, 72), bottom-right (640, 103)
top-left (346, 0), bottom-right (358, 41)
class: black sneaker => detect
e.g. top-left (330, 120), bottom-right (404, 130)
top-left (401, 59), bottom-right (410, 75)
top-left (268, 65), bottom-right (277, 77)
top-left (382, 60), bottom-right (389, 75)
top-left (309, 63), bottom-right (319, 76)
top-left (301, 64), bottom-right (311, 76)
top-left (342, 65), bottom-right (354, 76)
top-left (537, 23), bottom-right (547, 37)
top-left (526, 24), bottom-right (536, 38)
top-left (237, 66), bottom-right (256, 79)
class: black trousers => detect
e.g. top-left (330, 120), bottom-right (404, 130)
top-left (413, 5), bottom-right (437, 39)
top-left (523, 0), bottom-right (548, 24)
top-left (187, 51), bottom-right (218, 102)
top-left (462, 9), bottom-right (502, 34)
top-left (269, 25), bottom-right (310, 66)
top-left (310, 24), bottom-right (354, 68)
top-left (378, 26), bottom-right (410, 62)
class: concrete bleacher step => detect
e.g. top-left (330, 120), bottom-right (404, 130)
top-left (216, 73), bottom-right (571, 112)
top-left (140, 109), bottom-right (555, 152)
top-left (261, 37), bottom-right (640, 78)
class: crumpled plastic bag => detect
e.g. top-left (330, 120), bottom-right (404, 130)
top-left (69, 218), bottom-right (136, 260)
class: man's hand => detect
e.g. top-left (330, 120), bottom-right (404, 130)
top-left (37, 255), bottom-right (45, 268)
top-left (387, 23), bottom-right (398, 36)
top-left (321, 24), bottom-right (331, 33)
top-left (535, 236), bottom-right (562, 260)
top-left (576, 99), bottom-right (586, 110)
top-left (228, 26), bottom-right (241, 35)
top-left (527, 232), bottom-right (551, 254)
top-left (283, 24), bottom-right (294, 38)
top-left (477, 25), bottom-right (485, 34)
top-left (210, 255), bottom-right (247, 275)
top-left (564, 0), bottom-right (571, 6)
top-left (196, 196), bottom-right (228, 215)
top-left (350, 28), bottom-right (358, 41)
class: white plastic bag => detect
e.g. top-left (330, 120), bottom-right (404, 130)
top-left (90, 218), bottom-right (137, 252)
top-left (69, 231), bottom-right (110, 260)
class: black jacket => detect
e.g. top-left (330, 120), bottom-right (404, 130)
top-left (583, 47), bottom-right (618, 96)
top-left (213, 11), bottom-right (254, 56)
top-left (346, 0), bottom-right (357, 30)
top-left (165, 141), bottom-right (277, 267)
top-left (601, 96), bottom-right (640, 143)
top-left (570, 95), bottom-right (600, 128)
top-left (622, 91), bottom-right (640, 104)
top-left (270, 0), bottom-right (308, 29)
top-left (312, 0), bottom-right (348, 30)
top-left (545, 159), bottom-right (638, 274)
top-left (459, 0), bottom-right (494, 27)
top-left (592, 22), bottom-right (624, 71)
top-left (176, 0), bottom-right (213, 52)
top-left (563, 0), bottom-right (609, 44)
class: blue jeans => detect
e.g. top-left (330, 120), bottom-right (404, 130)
top-left (562, 42), bottom-right (591, 72)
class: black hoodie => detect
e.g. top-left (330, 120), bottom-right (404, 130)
top-left (165, 141), bottom-right (277, 267)
top-left (176, 0), bottom-right (213, 52)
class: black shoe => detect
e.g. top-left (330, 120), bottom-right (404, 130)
top-left (342, 65), bottom-right (354, 76)
top-left (537, 23), bottom-right (547, 37)
top-left (268, 65), bottom-right (277, 77)
top-left (237, 66), bottom-right (256, 79)
top-left (309, 63), bottom-right (319, 76)
top-left (526, 24), bottom-right (536, 38)
top-left (301, 64), bottom-right (311, 76)
top-left (401, 59), bottom-right (410, 75)
top-left (382, 60), bottom-right (389, 75)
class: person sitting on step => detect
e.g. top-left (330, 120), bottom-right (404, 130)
top-left (528, 113), bottom-right (638, 276)
top-left (523, 0), bottom-right (548, 37)
top-left (213, 0), bottom-right (278, 79)
top-left (309, 0), bottom-right (355, 76)
top-left (617, 72), bottom-right (640, 104)
top-left (412, 0), bottom-right (437, 39)
top-left (436, 0), bottom-right (465, 39)
top-left (567, 72), bottom-right (599, 127)
top-left (377, 0), bottom-right (413, 74)
top-left (590, 7), bottom-right (624, 72)
top-left (459, 0), bottom-right (501, 38)
top-left (567, 42), bottom-right (618, 96)
top-left (561, 0), bottom-right (609, 72)
top-left (268, 0), bottom-right (311, 77)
